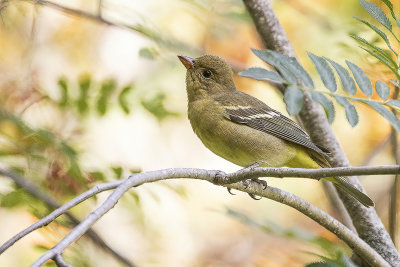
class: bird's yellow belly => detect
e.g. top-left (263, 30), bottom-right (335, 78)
top-left (191, 113), bottom-right (298, 167)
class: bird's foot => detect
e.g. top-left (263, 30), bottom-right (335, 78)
top-left (242, 178), bottom-right (268, 189)
top-left (239, 162), bottom-right (262, 173)
top-left (243, 178), bottom-right (267, 200)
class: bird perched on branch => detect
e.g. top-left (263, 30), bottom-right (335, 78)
top-left (178, 54), bottom-right (374, 207)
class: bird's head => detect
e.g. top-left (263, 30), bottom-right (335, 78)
top-left (178, 55), bottom-right (236, 102)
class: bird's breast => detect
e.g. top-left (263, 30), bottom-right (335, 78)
top-left (188, 99), bottom-right (298, 167)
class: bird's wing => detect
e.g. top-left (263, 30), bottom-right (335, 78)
top-left (215, 90), bottom-right (330, 159)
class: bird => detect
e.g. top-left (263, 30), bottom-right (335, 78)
top-left (177, 54), bottom-right (374, 207)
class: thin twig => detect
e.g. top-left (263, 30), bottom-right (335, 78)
top-left (53, 254), bottom-right (72, 267)
top-left (0, 170), bottom-right (134, 267)
top-left (26, 168), bottom-right (392, 267)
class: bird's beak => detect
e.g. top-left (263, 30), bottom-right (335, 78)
top-left (178, 55), bottom-right (195, 70)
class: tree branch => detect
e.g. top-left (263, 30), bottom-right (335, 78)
top-left (241, 0), bottom-right (400, 265)
top-left (0, 170), bottom-right (134, 267)
top-left (21, 167), bottom-right (394, 267)
top-left (53, 254), bottom-right (72, 267)
top-left (1, 166), bottom-right (398, 266)
top-left (389, 85), bottom-right (400, 249)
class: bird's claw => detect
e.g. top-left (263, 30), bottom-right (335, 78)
top-left (227, 187), bottom-right (235, 195)
top-left (248, 193), bottom-right (262, 200)
top-left (254, 178), bottom-right (268, 189)
top-left (242, 178), bottom-right (267, 200)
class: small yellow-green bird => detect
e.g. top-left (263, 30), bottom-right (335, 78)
top-left (178, 54), bottom-right (374, 207)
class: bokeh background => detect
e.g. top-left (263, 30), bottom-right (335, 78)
top-left (0, 0), bottom-right (397, 266)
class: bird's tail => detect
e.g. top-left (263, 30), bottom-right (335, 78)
top-left (324, 176), bottom-right (374, 207)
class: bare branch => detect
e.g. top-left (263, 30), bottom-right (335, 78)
top-left (53, 254), bottom-right (72, 267)
top-left (0, 170), bottom-right (133, 266)
top-left (216, 165), bottom-right (400, 184)
top-left (2, 165), bottom-right (399, 258)
top-left (389, 85), bottom-right (400, 249)
top-left (241, 0), bottom-right (400, 265)
top-left (25, 167), bottom-right (392, 267)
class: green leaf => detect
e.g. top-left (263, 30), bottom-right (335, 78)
top-left (375, 81), bottom-right (390, 100)
top-left (361, 100), bottom-right (400, 131)
top-left (251, 49), bottom-right (297, 84)
top-left (311, 91), bottom-right (335, 124)
top-left (57, 77), bottom-right (68, 107)
top-left (112, 166), bottom-right (123, 179)
top-left (353, 16), bottom-right (396, 54)
top-left (380, 0), bottom-right (400, 27)
top-left (335, 96), bottom-right (359, 127)
top-left (77, 74), bottom-right (91, 114)
top-left (350, 35), bottom-right (396, 67)
top-left (97, 79), bottom-right (117, 116)
top-left (118, 85), bottom-right (134, 114)
top-left (387, 99), bottom-right (400, 110)
top-left (360, 0), bottom-right (392, 31)
top-left (141, 92), bottom-right (180, 121)
top-left (326, 59), bottom-right (357, 95)
top-left (360, 47), bottom-right (399, 76)
top-left (0, 190), bottom-right (27, 208)
top-left (308, 53), bottom-right (337, 92)
top-left (88, 171), bottom-right (106, 182)
top-left (139, 47), bottom-right (159, 59)
top-left (346, 61), bottom-right (373, 97)
top-left (263, 50), bottom-right (314, 88)
top-left (239, 67), bottom-right (285, 83)
top-left (284, 85), bottom-right (304, 115)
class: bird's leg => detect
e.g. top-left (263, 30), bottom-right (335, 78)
top-left (233, 162), bottom-right (268, 200)
top-left (240, 162), bottom-right (262, 172)
top-left (239, 162), bottom-right (268, 189)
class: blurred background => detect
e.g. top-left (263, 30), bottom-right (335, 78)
top-left (0, 0), bottom-right (397, 266)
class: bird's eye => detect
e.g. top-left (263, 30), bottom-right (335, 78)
top-left (202, 70), bottom-right (212, 78)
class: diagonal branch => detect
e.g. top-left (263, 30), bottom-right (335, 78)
top-left (23, 167), bottom-right (393, 267)
top-left (241, 0), bottom-right (400, 265)
top-left (0, 169), bottom-right (135, 267)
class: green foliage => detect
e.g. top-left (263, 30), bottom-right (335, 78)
top-left (53, 74), bottom-right (180, 121)
top-left (77, 74), bottom-right (91, 114)
top-left (239, 0), bottom-right (400, 130)
top-left (376, 81), bottom-right (390, 100)
top-left (335, 96), bottom-right (359, 127)
top-left (284, 85), bottom-right (304, 115)
top-left (240, 67), bottom-right (284, 83)
top-left (118, 85), bottom-right (134, 114)
top-left (97, 79), bottom-right (117, 116)
top-left (311, 91), bottom-right (335, 123)
top-left (345, 61), bottom-right (372, 97)
top-left (139, 47), bottom-right (159, 59)
top-left (326, 58), bottom-right (357, 95)
top-left (141, 92), bottom-right (180, 121)
top-left (360, 0), bottom-right (392, 32)
top-left (57, 77), bottom-right (69, 108)
top-left (308, 53), bottom-right (337, 92)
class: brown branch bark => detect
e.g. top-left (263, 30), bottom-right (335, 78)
top-left (242, 0), bottom-right (400, 265)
